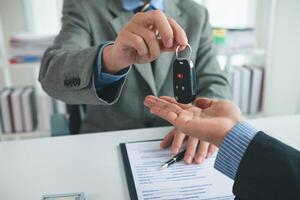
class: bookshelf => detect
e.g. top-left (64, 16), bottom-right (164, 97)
top-left (0, 62), bottom-right (53, 140)
top-left (0, 19), bottom-right (52, 141)
top-left (196, 0), bottom-right (270, 117)
top-left (213, 28), bottom-right (268, 117)
top-left (0, 62), bottom-right (52, 141)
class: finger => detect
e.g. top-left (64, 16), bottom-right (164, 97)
top-left (121, 31), bottom-right (148, 56)
top-left (150, 106), bottom-right (180, 125)
top-left (127, 22), bottom-right (161, 59)
top-left (171, 129), bottom-right (186, 154)
top-left (194, 141), bottom-right (209, 164)
top-left (144, 95), bottom-right (162, 107)
top-left (144, 96), bottom-right (193, 130)
top-left (132, 10), bottom-right (174, 48)
top-left (160, 128), bottom-right (176, 149)
top-left (207, 144), bottom-right (218, 158)
top-left (159, 38), bottom-right (186, 52)
top-left (167, 17), bottom-right (188, 47)
top-left (160, 96), bottom-right (192, 109)
top-left (184, 137), bottom-right (199, 164)
top-left (145, 96), bottom-right (183, 114)
top-left (159, 96), bottom-right (177, 103)
top-left (194, 98), bottom-right (215, 109)
top-left (148, 27), bottom-right (178, 52)
top-left (161, 19), bottom-right (188, 52)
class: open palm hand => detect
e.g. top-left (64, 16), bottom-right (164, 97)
top-left (144, 96), bottom-right (242, 147)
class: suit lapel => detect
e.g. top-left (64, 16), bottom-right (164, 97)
top-left (134, 63), bottom-right (157, 96)
top-left (154, 51), bottom-right (174, 93)
top-left (154, 0), bottom-right (186, 93)
top-left (107, 0), bottom-right (157, 95)
top-left (107, 0), bottom-right (134, 33)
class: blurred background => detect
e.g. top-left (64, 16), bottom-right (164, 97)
top-left (0, 0), bottom-right (299, 141)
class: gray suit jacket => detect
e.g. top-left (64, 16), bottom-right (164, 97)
top-left (39, 0), bottom-right (230, 133)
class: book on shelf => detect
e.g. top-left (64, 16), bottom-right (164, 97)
top-left (9, 32), bottom-right (55, 64)
top-left (249, 67), bottom-right (264, 115)
top-left (0, 87), bottom-right (37, 134)
top-left (0, 86), bottom-right (67, 135)
top-left (22, 87), bottom-right (37, 132)
top-left (240, 66), bottom-right (252, 114)
top-left (230, 67), bottom-right (241, 107)
top-left (11, 88), bottom-right (24, 132)
top-left (230, 65), bottom-right (264, 115)
top-left (0, 89), bottom-right (14, 133)
top-left (10, 56), bottom-right (41, 64)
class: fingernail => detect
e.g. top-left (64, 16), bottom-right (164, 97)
top-left (185, 155), bottom-right (192, 164)
top-left (146, 98), bottom-right (155, 104)
top-left (144, 101), bottom-right (149, 106)
top-left (180, 45), bottom-right (187, 51)
top-left (206, 152), bottom-right (212, 158)
top-left (166, 38), bottom-right (173, 48)
top-left (173, 147), bottom-right (179, 155)
top-left (196, 156), bottom-right (205, 164)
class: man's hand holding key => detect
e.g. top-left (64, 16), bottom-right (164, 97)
top-left (103, 10), bottom-right (218, 164)
top-left (102, 10), bottom-right (187, 73)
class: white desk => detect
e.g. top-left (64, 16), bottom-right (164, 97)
top-left (0, 115), bottom-right (300, 200)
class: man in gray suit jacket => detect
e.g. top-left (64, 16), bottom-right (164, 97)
top-left (39, 0), bottom-right (230, 164)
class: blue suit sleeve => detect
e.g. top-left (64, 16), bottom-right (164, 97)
top-left (95, 42), bottom-right (130, 90)
top-left (214, 121), bottom-right (258, 180)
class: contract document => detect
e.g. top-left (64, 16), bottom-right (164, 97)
top-left (120, 140), bottom-right (234, 200)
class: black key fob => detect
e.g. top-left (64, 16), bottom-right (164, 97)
top-left (173, 44), bottom-right (197, 104)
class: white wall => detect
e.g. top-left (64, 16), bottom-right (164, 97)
top-left (255, 0), bottom-right (273, 49)
top-left (24, 0), bottom-right (62, 35)
top-left (205, 0), bottom-right (256, 28)
top-left (0, 0), bottom-right (62, 52)
top-left (263, 0), bottom-right (300, 116)
top-left (194, 0), bottom-right (256, 28)
top-left (0, 0), bottom-right (27, 51)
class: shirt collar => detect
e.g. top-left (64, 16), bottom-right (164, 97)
top-left (122, 0), bottom-right (165, 11)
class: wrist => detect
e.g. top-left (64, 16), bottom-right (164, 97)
top-left (103, 45), bottom-right (127, 74)
top-left (212, 119), bottom-right (239, 147)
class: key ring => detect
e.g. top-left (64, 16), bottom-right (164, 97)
top-left (176, 44), bottom-right (192, 60)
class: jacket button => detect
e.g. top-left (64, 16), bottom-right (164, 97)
top-left (75, 78), bottom-right (81, 86)
top-left (64, 79), bottom-right (70, 87)
top-left (64, 77), bottom-right (81, 88)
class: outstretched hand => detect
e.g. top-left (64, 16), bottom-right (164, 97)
top-left (144, 96), bottom-right (242, 147)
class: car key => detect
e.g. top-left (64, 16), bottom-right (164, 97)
top-left (173, 44), bottom-right (197, 104)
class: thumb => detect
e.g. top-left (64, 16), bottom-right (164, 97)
top-left (194, 98), bottom-right (214, 109)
